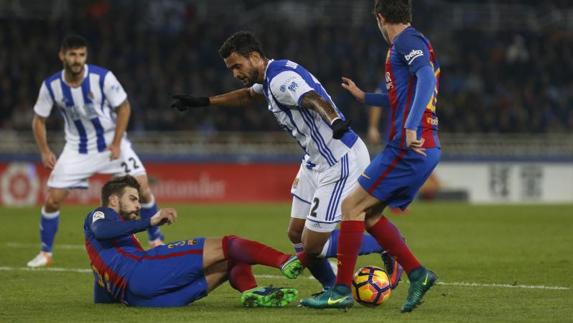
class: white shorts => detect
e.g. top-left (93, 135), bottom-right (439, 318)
top-left (47, 139), bottom-right (146, 189)
top-left (290, 139), bottom-right (370, 233)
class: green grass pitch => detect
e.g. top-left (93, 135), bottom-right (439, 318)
top-left (1, 203), bottom-right (572, 322)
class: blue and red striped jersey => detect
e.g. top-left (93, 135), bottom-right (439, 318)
top-left (84, 207), bottom-right (148, 301)
top-left (384, 26), bottom-right (440, 149)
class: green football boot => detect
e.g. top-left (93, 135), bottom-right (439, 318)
top-left (401, 267), bottom-right (437, 313)
top-left (241, 286), bottom-right (298, 307)
top-left (280, 256), bottom-right (304, 279)
top-left (299, 285), bottom-right (354, 310)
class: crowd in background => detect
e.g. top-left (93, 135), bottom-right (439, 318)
top-left (1, 0), bottom-right (572, 135)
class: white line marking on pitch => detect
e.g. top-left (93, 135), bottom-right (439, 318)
top-left (0, 266), bottom-right (569, 291)
top-left (5, 242), bottom-right (85, 250)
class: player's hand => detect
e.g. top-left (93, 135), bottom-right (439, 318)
top-left (150, 208), bottom-right (178, 226)
top-left (368, 127), bottom-right (381, 145)
top-left (341, 77), bottom-right (365, 103)
top-left (41, 150), bottom-right (57, 169)
top-left (331, 118), bottom-right (351, 139)
top-left (108, 143), bottom-right (121, 160)
top-left (170, 94), bottom-right (210, 111)
top-left (405, 129), bottom-right (426, 156)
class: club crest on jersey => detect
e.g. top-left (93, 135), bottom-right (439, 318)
top-left (292, 177), bottom-right (299, 189)
top-left (92, 211), bottom-right (105, 223)
top-left (405, 49), bottom-right (424, 65)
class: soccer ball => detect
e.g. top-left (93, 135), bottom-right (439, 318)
top-left (351, 266), bottom-right (392, 307)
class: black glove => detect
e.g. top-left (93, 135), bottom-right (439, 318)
top-left (170, 94), bottom-right (210, 112)
top-left (331, 118), bottom-right (351, 139)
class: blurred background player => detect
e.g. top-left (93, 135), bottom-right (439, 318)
top-left (27, 35), bottom-right (164, 268)
top-left (301, 0), bottom-right (441, 312)
top-left (170, 31), bottom-right (401, 296)
top-left (85, 175), bottom-right (303, 307)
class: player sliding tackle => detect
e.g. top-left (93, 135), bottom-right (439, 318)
top-left (300, 0), bottom-right (441, 312)
top-left (84, 175), bottom-right (304, 307)
top-left (170, 31), bottom-right (406, 299)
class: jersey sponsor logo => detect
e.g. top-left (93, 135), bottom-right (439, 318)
top-left (404, 49), bottom-right (424, 65)
top-left (288, 81), bottom-right (299, 92)
top-left (92, 211), bottom-right (105, 223)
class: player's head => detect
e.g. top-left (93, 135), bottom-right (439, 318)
top-left (373, 0), bottom-right (412, 43)
top-left (59, 34), bottom-right (88, 76)
top-left (218, 31), bottom-right (266, 87)
top-left (101, 175), bottom-right (141, 220)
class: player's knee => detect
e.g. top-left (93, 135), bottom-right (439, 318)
top-left (45, 195), bottom-right (63, 212)
top-left (341, 198), bottom-right (361, 221)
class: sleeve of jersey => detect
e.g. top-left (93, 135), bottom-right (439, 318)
top-left (103, 71), bottom-right (128, 108)
top-left (396, 34), bottom-right (432, 74)
top-left (364, 93), bottom-right (391, 108)
top-left (90, 209), bottom-right (150, 240)
top-left (404, 65), bottom-right (436, 130)
top-left (269, 71), bottom-right (314, 106)
top-left (250, 83), bottom-right (263, 95)
top-left (33, 83), bottom-right (54, 118)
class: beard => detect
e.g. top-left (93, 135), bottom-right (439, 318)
top-left (119, 206), bottom-right (140, 221)
top-left (241, 69), bottom-right (259, 87)
top-left (65, 62), bottom-right (84, 75)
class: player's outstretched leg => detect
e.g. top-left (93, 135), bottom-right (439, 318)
top-left (222, 235), bottom-right (304, 279)
top-left (401, 267), bottom-right (437, 312)
top-left (241, 286), bottom-right (298, 307)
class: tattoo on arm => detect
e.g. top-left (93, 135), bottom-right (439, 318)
top-left (299, 91), bottom-right (339, 123)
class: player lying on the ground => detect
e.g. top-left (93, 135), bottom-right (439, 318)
top-left (170, 31), bottom-right (403, 297)
top-left (84, 175), bottom-right (304, 307)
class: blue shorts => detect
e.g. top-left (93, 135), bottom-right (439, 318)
top-left (124, 237), bottom-right (208, 307)
top-left (358, 146), bottom-right (440, 210)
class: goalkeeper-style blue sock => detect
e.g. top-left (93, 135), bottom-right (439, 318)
top-left (323, 229), bottom-right (384, 258)
top-left (140, 196), bottom-right (163, 242)
top-left (293, 242), bottom-right (335, 290)
top-left (40, 207), bottom-right (59, 252)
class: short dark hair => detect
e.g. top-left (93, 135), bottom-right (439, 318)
top-left (218, 31), bottom-right (265, 59)
top-left (101, 175), bottom-right (141, 206)
top-left (60, 34), bottom-right (88, 51)
top-left (374, 0), bottom-right (412, 24)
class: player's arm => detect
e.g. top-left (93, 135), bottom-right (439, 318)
top-left (341, 77), bottom-right (391, 108)
top-left (102, 71), bottom-right (129, 159)
top-left (109, 99), bottom-right (130, 160)
top-left (90, 208), bottom-right (176, 240)
top-left (171, 87), bottom-right (265, 111)
top-left (368, 105), bottom-right (382, 145)
top-left (32, 83), bottom-right (57, 169)
top-left (398, 36), bottom-right (436, 155)
top-left (270, 72), bottom-right (349, 139)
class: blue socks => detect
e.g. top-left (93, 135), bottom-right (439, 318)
top-left (324, 229), bottom-right (384, 258)
top-left (140, 196), bottom-right (163, 242)
top-left (292, 229), bottom-right (384, 290)
top-left (293, 243), bottom-right (335, 290)
top-left (40, 208), bottom-right (59, 253)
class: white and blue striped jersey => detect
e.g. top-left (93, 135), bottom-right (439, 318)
top-left (33, 64), bottom-right (128, 154)
top-left (251, 59), bottom-right (358, 170)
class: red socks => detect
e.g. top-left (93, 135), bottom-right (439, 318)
top-left (335, 220), bottom-right (365, 287)
top-left (228, 261), bottom-right (257, 292)
top-left (367, 216), bottom-right (421, 273)
top-left (222, 235), bottom-right (290, 268)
